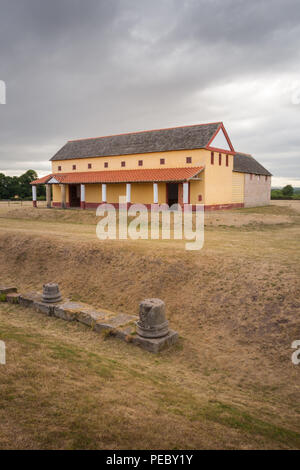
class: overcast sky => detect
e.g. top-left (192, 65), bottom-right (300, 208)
top-left (0, 0), bottom-right (299, 186)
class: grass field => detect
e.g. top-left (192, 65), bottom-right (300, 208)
top-left (0, 201), bottom-right (299, 449)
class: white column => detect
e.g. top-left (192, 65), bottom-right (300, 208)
top-left (102, 183), bottom-right (107, 202)
top-left (80, 184), bottom-right (85, 209)
top-left (60, 184), bottom-right (66, 209)
top-left (46, 184), bottom-right (51, 208)
top-left (80, 184), bottom-right (85, 202)
top-left (126, 183), bottom-right (131, 203)
top-left (32, 185), bottom-right (37, 207)
top-left (153, 183), bottom-right (158, 204)
top-left (183, 182), bottom-right (189, 204)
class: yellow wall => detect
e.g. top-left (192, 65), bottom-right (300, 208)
top-left (50, 148), bottom-right (237, 206)
top-left (201, 150), bottom-right (234, 205)
top-left (131, 183), bottom-right (152, 204)
top-left (189, 179), bottom-right (205, 205)
top-left (232, 172), bottom-right (245, 203)
top-left (52, 184), bottom-right (70, 204)
top-left (106, 184), bottom-right (126, 203)
top-left (51, 148), bottom-right (206, 173)
top-left (85, 184), bottom-right (101, 203)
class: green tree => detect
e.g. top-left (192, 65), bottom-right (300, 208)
top-left (0, 173), bottom-right (9, 199)
top-left (18, 170), bottom-right (38, 198)
top-left (0, 170), bottom-right (45, 200)
top-left (282, 185), bottom-right (294, 197)
top-left (6, 176), bottom-right (20, 199)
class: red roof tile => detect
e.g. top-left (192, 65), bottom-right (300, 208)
top-left (31, 167), bottom-right (204, 185)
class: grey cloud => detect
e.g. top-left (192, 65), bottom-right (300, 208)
top-left (0, 0), bottom-right (299, 182)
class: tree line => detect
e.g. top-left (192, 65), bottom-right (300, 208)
top-left (271, 185), bottom-right (300, 200)
top-left (0, 170), bottom-right (45, 200)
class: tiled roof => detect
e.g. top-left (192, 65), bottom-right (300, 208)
top-left (50, 122), bottom-right (222, 161)
top-left (234, 153), bottom-right (272, 176)
top-left (31, 166), bottom-right (204, 185)
top-left (30, 174), bottom-right (53, 184)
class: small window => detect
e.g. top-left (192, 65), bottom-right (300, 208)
top-left (265, 175), bottom-right (268, 181)
top-left (104, 162), bottom-right (108, 168)
top-left (121, 161), bottom-right (126, 167)
top-left (211, 152), bottom-right (214, 165)
top-left (186, 157), bottom-right (192, 164)
top-left (226, 155), bottom-right (229, 167)
top-left (88, 163), bottom-right (92, 169)
top-left (219, 154), bottom-right (222, 166)
top-left (72, 165), bottom-right (76, 170)
top-left (198, 194), bottom-right (202, 202)
top-left (58, 166), bottom-right (62, 171)
top-left (138, 160), bottom-right (143, 166)
top-left (160, 158), bottom-right (165, 165)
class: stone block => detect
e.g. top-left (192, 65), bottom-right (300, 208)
top-left (6, 293), bottom-right (20, 304)
top-left (131, 329), bottom-right (179, 353)
top-left (77, 309), bottom-right (111, 327)
top-left (33, 300), bottom-right (55, 316)
top-left (94, 314), bottom-right (137, 334)
top-left (53, 301), bottom-right (83, 322)
top-left (0, 286), bottom-right (17, 295)
top-left (19, 292), bottom-right (41, 308)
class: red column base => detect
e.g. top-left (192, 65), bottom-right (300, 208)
top-left (33, 201), bottom-right (37, 208)
top-left (80, 201), bottom-right (86, 209)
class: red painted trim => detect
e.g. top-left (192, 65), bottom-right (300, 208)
top-left (33, 201), bottom-right (37, 208)
top-left (80, 201), bottom-right (86, 209)
top-left (206, 122), bottom-right (235, 152)
top-left (221, 124), bottom-right (235, 151)
top-left (178, 183), bottom-right (183, 206)
top-left (52, 202), bottom-right (70, 208)
top-left (206, 147), bottom-right (235, 155)
top-left (204, 203), bottom-right (244, 211)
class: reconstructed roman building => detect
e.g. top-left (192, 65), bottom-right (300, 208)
top-left (31, 122), bottom-right (271, 210)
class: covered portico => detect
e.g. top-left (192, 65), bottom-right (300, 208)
top-left (30, 167), bottom-right (204, 209)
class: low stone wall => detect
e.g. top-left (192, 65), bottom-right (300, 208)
top-left (0, 286), bottom-right (178, 353)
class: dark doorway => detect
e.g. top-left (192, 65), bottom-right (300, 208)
top-left (167, 183), bottom-right (178, 206)
top-left (69, 184), bottom-right (80, 207)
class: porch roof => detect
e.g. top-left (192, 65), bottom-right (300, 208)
top-left (31, 166), bottom-right (204, 185)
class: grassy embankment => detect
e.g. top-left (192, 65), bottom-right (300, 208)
top-left (0, 201), bottom-right (299, 449)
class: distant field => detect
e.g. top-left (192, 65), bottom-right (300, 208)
top-left (0, 201), bottom-right (299, 449)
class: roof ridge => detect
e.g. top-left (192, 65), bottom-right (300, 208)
top-left (67, 122), bottom-right (222, 143)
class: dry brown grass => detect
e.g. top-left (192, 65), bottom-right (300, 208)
top-left (0, 201), bottom-right (299, 449)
